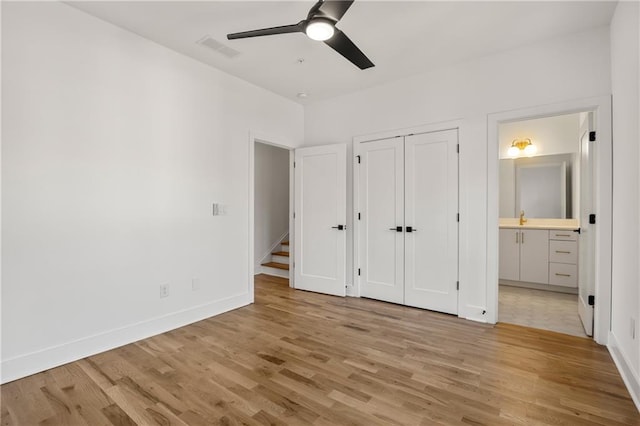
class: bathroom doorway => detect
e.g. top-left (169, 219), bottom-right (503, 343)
top-left (496, 111), bottom-right (595, 338)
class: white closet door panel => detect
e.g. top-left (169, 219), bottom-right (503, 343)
top-left (404, 130), bottom-right (458, 314)
top-left (358, 138), bottom-right (404, 304)
top-left (294, 144), bottom-right (346, 297)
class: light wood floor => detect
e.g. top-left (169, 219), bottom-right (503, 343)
top-left (499, 284), bottom-right (588, 338)
top-left (2, 274), bottom-right (638, 425)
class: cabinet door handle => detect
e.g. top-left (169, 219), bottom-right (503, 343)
top-left (555, 273), bottom-right (571, 277)
top-left (389, 227), bottom-right (403, 232)
top-left (516, 232), bottom-right (519, 243)
top-left (555, 250), bottom-right (571, 254)
top-left (555, 233), bottom-right (571, 237)
top-left (521, 232), bottom-right (524, 244)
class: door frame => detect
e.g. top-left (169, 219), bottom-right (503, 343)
top-left (487, 95), bottom-right (612, 344)
top-left (248, 132), bottom-right (296, 301)
top-left (353, 119), bottom-right (462, 309)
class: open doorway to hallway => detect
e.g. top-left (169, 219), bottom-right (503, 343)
top-left (497, 111), bottom-right (595, 338)
top-left (254, 142), bottom-right (292, 282)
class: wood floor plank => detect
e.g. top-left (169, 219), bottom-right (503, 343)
top-left (1, 274), bottom-right (638, 425)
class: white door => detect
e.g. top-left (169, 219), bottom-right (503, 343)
top-left (294, 144), bottom-right (347, 296)
top-left (404, 130), bottom-right (459, 314)
top-left (578, 114), bottom-right (595, 336)
top-left (499, 229), bottom-right (520, 281)
top-left (358, 137), bottom-right (404, 304)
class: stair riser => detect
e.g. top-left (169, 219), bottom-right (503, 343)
top-left (272, 255), bottom-right (290, 264)
top-left (281, 244), bottom-right (289, 253)
top-left (261, 266), bottom-right (289, 279)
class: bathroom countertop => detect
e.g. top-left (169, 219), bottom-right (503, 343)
top-left (499, 218), bottom-right (580, 231)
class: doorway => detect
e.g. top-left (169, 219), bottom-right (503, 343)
top-left (252, 140), bottom-right (294, 287)
top-left (497, 112), bottom-right (589, 337)
top-left (487, 96), bottom-right (612, 344)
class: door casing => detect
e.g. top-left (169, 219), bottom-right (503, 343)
top-left (487, 96), bottom-right (612, 345)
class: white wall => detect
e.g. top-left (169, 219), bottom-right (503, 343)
top-left (254, 143), bottom-right (289, 268)
top-left (304, 27), bottom-right (611, 321)
top-left (609, 0), bottom-right (640, 408)
top-left (498, 113), bottom-right (580, 159)
top-left (1, 2), bottom-right (303, 383)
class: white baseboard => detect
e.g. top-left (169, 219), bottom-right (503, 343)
top-left (1, 292), bottom-right (251, 384)
top-left (464, 304), bottom-right (489, 323)
top-left (259, 266), bottom-right (289, 279)
top-left (608, 331), bottom-right (640, 412)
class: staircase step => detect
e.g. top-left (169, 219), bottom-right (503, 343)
top-left (272, 251), bottom-right (289, 257)
top-left (281, 241), bottom-right (289, 246)
top-left (262, 261), bottom-right (289, 271)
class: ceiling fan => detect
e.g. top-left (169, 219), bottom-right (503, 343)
top-left (226, 0), bottom-right (374, 70)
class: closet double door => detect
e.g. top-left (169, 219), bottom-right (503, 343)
top-left (357, 130), bottom-right (459, 314)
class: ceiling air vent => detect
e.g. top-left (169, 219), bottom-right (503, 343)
top-left (196, 35), bottom-right (241, 59)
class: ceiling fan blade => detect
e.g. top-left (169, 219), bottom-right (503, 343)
top-left (227, 22), bottom-right (304, 40)
top-left (317, 0), bottom-right (355, 22)
top-left (324, 29), bottom-right (374, 69)
top-left (306, 0), bottom-right (325, 19)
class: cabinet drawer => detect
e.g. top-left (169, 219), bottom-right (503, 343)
top-left (549, 240), bottom-right (578, 264)
top-left (549, 263), bottom-right (578, 287)
top-left (549, 230), bottom-right (578, 241)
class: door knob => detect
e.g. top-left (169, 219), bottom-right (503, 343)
top-left (406, 226), bottom-right (417, 233)
top-left (331, 225), bottom-right (346, 230)
top-left (389, 226), bottom-right (403, 232)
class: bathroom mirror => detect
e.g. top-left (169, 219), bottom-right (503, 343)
top-left (500, 153), bottom-right (577, 219)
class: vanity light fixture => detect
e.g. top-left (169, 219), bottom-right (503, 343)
top-left (507, 138), bottom-right (537, 157)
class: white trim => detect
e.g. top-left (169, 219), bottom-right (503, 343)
top-left (608, 331), bottom-right (640, 412)
top-left (487, 95), bottom-right (612, 345)
top-left (289, 150), bottom-right (295, 286)
top-left (352, 119), bottom-right (463, 310)
top-left (353, 119), bottom-right (463, 144)
top-left (1, 292), bottom-right (251, 384)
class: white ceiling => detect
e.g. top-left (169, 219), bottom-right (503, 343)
top-left (67, 1), bottom-right (616, 105)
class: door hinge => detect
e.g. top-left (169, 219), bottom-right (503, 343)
top-left (456, 144), bottom-right (460, 153)
top-left (293, 161), bottom-right (296, 168)
top-left (293, 212), bottom-right (296, 219)
top-left (358, 268), bottom-right (361, 276)
top-left (356, 155), bottom-right (361, 164)
top-left (456, 281), bottom-right (459, 290)
top-left (588, 295), bottom-right (595, 306)
top-left (456, 213), bottom-right (460, 222)
top-left (358, 212), bottom-right (361, 220)
top-left (589, 131), bottom-right (596, 142)
top-left (589, 214), bottom-right (596, 224)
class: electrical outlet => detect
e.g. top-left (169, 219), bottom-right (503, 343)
top-left (631, 318), bottom-right (636, 339)
top-left (192, 278), bottom-right (200, 291)
top-left (160, 284), bottom-right (169, 298)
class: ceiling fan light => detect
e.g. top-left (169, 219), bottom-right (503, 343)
top-left (305, 19), bottom-right (335, 41)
